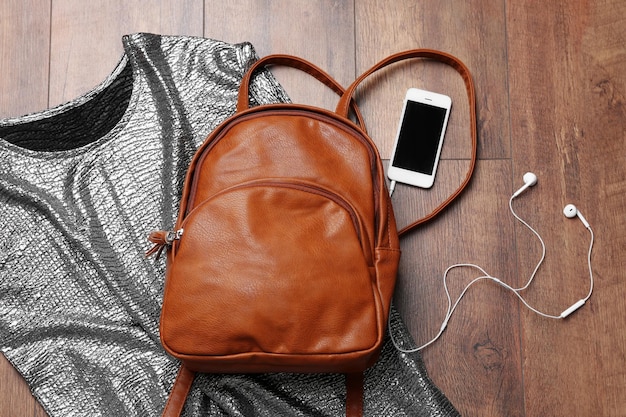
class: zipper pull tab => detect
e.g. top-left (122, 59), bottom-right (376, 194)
top-left (146, 229), bottom-right (183, 259)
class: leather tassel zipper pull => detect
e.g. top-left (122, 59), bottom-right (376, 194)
top-left (146, 229), bottom-right (183, 259)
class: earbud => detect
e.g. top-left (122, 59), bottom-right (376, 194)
top-left (512, 172), bottom-right (538, 198)
top-left (563, 204), bottom-right (590, 229)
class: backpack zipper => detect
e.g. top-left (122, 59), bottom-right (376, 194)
top-left (146, 228), bottom-right (184, 259)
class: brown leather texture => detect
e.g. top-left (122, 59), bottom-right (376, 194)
top-left (159, 60), bottom-right (401, 375)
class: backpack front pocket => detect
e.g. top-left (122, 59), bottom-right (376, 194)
top-left (161, 179), bottom-right (380, 363)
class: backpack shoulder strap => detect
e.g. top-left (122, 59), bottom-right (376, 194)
top-left (237, 54), bottom-right (368, 131)
top-left (161, 365), bottom-right (195, 417)
top-left (346, 372), bottom-right (364, 416)
top-left (335, 50), bottom-right (478, 236)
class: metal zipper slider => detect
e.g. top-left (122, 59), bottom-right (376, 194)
top-left (165, 229), bottom-right (184, 244)
top-left (146, 228), bottom-right (183, 259)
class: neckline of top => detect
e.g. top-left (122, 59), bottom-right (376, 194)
top-left (0, 34), bottom-right (149, 160)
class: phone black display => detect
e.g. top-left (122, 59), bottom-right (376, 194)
top-left (388, 88), bottom-right (451, 189)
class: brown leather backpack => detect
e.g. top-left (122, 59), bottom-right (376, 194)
top-left (149, 50), bottom-right (477, 417)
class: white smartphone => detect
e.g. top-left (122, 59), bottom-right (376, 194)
top-left (387, 88), bottom-right (452, 189)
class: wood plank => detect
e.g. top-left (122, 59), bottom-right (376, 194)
top-left (1, 4), bottom-right (52, 416)
top-left (0, 354), bottom-right (39, 417)
top-left (507, 1), bottom-right (626, 416)
top-left (0, 0), bottom-right (50, 118)
top-left (48, 0), bottom-right (203, 107)
top-left (204, 0), bottom-right (356, 112)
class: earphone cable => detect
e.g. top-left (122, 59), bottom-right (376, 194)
top-left (584, 227), bottom-right (595, 300)
top-left (389, 205), bottom-right (595, 353)
top-left (508, 195), bottom-right (546, 291)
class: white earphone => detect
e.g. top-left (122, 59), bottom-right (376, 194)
top-left (512, 171), bottom-right (537, 197)
top-left (391, 172), bottom-right (595, 353)
top-left (563, 203), bottom-right (590, 229)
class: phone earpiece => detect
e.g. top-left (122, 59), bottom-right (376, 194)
top-left (512, 172), bottom-right (538, 198)
top-left (563, 204), bottom-right (590, 229)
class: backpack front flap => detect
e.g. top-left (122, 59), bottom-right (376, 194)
top-left (159, 102), bottom-right (400, 374)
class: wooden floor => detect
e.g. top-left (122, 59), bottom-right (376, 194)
top-left (1, 1), bottom-right (625, 416)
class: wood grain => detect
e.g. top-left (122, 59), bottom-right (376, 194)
top-left (1, 1), bottom-right (626, 416)
top-left (507, 1), bottom-right (626, 416)
top-left (0, 0), bottom-right (50, 118)
top-left (204, 0), bottom-right (356, 112)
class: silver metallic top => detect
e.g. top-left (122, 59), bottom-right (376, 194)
top-left (0, 33), bottom-right (459, 416)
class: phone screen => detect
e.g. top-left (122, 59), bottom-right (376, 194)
top-left (391, 101), bottom-right (448, 175)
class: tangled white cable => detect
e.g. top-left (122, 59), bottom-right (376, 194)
top-left (391, 173), bottom-right (595, 353)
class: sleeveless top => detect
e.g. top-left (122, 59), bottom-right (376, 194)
top-left (0, 33), bottom-right (459, 417)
